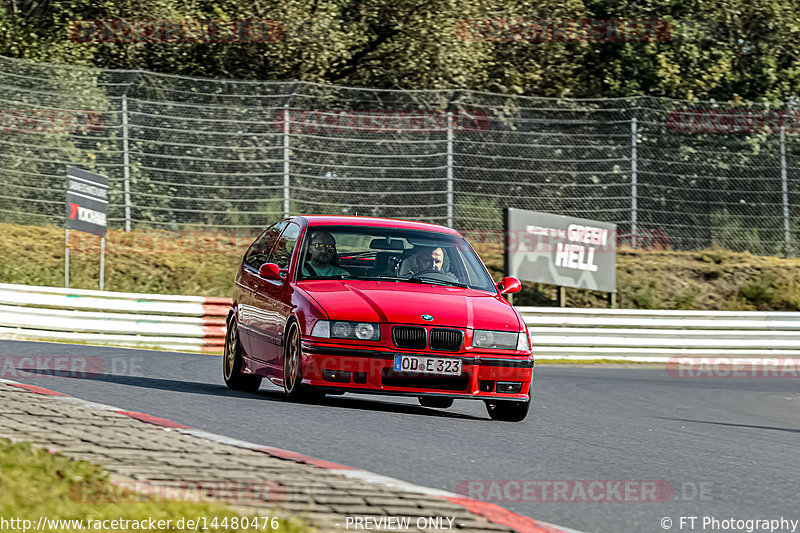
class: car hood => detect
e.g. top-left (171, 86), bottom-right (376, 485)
top-left (297, 280), bottom-right (521, 331)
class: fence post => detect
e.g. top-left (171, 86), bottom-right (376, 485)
top-left (446, 111), bottom-right (454, 228)
top-left (781, 124), bottom-right (791, 256)
top-left (630, 116), bottom-right (638, 248)
top-left (283, 105), bottom-right (290, 218)
top-left (122, 94), bottom-right (131, 232)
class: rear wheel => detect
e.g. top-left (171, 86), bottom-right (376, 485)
top-left (485, 383), bottom-right (532, 422)
top-left (283, 322), bottom-right (322, 402)
top-left (223, 320), bottom-right (262, 392)
top-left (418, 397), bottom-right (454, 409)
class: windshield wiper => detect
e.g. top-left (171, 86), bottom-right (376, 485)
top-left (408, 276), bottom-right (468, 288)
top-left (349, 275), bottom-right (406, 282)
top-left (349, 275), bottom-right (467, 287)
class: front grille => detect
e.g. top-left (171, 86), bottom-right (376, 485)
top-left (392, 326), bottom-right (427, 349)
top-left (429, 328), bottom-right (463, 351)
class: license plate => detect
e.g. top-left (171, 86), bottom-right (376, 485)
top-left (393, 355), bottom-right (462, 376)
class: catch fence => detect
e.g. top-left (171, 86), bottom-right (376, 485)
top-left (1, 55), bottom-right (799, 254)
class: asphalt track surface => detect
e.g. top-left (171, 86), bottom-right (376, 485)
top-left (2, 340), bottom-right (799, 533)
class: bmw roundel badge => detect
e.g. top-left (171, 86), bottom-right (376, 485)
top-left (421, 314), bottom-right (434, 321)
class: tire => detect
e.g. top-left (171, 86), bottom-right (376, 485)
top-left (283, 322), bottom-right (322, 402)
top-left (418, 397), bottom-right (454, 409)
top-left (485, 383), bottom-right (532, 422)
top-left (223, 319), bottom-right (262, 392)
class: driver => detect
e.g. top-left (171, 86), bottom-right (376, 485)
top-left (303, 231), bottom-right (349, 278)
top-left (402, 246), bottom-right (457, 280)
top-left (416, 247), bottom-right (445, 273)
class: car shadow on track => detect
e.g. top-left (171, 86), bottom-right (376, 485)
top-left (16, 367), bottom-right (487, 421)
top-left (278, 393), bottom-right (487, 421)
top-left (16, 367), bottom-right (264, 399)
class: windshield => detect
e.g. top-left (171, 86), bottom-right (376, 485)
top-left (296, 225), bottom-right (496, 292)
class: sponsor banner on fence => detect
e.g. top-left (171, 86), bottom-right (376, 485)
top-left (66, 167), bottom-right (108, 237)
top-left (505, 208), bottom-right (617, 292)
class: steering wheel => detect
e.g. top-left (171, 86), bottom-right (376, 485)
top-left (407, 269), bottom-right (441, 278)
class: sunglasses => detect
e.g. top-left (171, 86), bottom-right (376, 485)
top-left (312, 243), bottom-right (335, 250)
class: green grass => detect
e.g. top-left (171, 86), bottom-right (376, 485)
top-left (0, 439), bottom-right (308, 532)
top-left (4, 222), bottom-right (800, 310)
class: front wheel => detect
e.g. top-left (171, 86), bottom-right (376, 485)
top-left (223, 320), bottom-right (262, 392)
top-left (283, 322), bottom-right (322, 402)
top-left (485, 383), bottom-right (532, 422)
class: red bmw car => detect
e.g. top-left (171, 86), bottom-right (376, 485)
top-left (224, 216), bottom-right (533, 421)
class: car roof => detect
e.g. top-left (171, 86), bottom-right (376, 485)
top-left (295, 215), bottom-right (462, 236)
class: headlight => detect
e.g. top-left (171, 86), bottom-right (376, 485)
top-left (473, 329), bottom-right (519, 350)
top-left (332, 322), bottom-right (351, 338)
top-left (310, 320), bottom-right (380, 341)
top-left (354, 323), bottom-right (376, 340)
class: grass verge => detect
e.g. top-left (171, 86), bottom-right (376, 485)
top-left (0, 439), bottom-right (308, 532)
top-left (3, 222), bottom-right (800, 310)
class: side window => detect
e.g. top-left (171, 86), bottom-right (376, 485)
top-left (271, 222), bottom-right (301, 271)
top-left (243, 222), bottom-right (286, 270)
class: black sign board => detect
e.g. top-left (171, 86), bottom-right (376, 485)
top-left (66, 166), bottom-right (108, 237)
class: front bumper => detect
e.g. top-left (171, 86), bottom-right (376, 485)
top-left (301, 341), bottom-right (533, 401)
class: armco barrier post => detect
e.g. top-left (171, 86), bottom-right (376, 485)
top-left (122, 93), bottom-right (132, 233)
top-left (283, 105), bottom-right (290, 218)
top-left (781, 124), bottom-right (791, 257)
top-left (630, 116), bottom-right (638, 249)
top-left (446, 110), bottom-right (454, 228)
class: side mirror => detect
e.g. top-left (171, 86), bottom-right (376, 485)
top-left (497, 276), bottom-right (522, 295)
top-left (258, 262), bottom-right (282, 280)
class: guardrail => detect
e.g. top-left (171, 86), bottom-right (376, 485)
top-left (518, 307), bottom-right (800, 361)
top-left (0, 283), bottom-right (229, 353)
top-left (1, 283), bottom-right (798, 359)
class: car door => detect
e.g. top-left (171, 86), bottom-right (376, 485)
top-left (238, 222), bottom-right (284, 357)
top-left (250, 221), bottom-right (301, 369)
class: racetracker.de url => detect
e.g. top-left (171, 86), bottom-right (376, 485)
top-left (0, 516), bottom-right (281, 531)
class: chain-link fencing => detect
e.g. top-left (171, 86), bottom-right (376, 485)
top-left (1, 54), bottom-right (798, 255)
